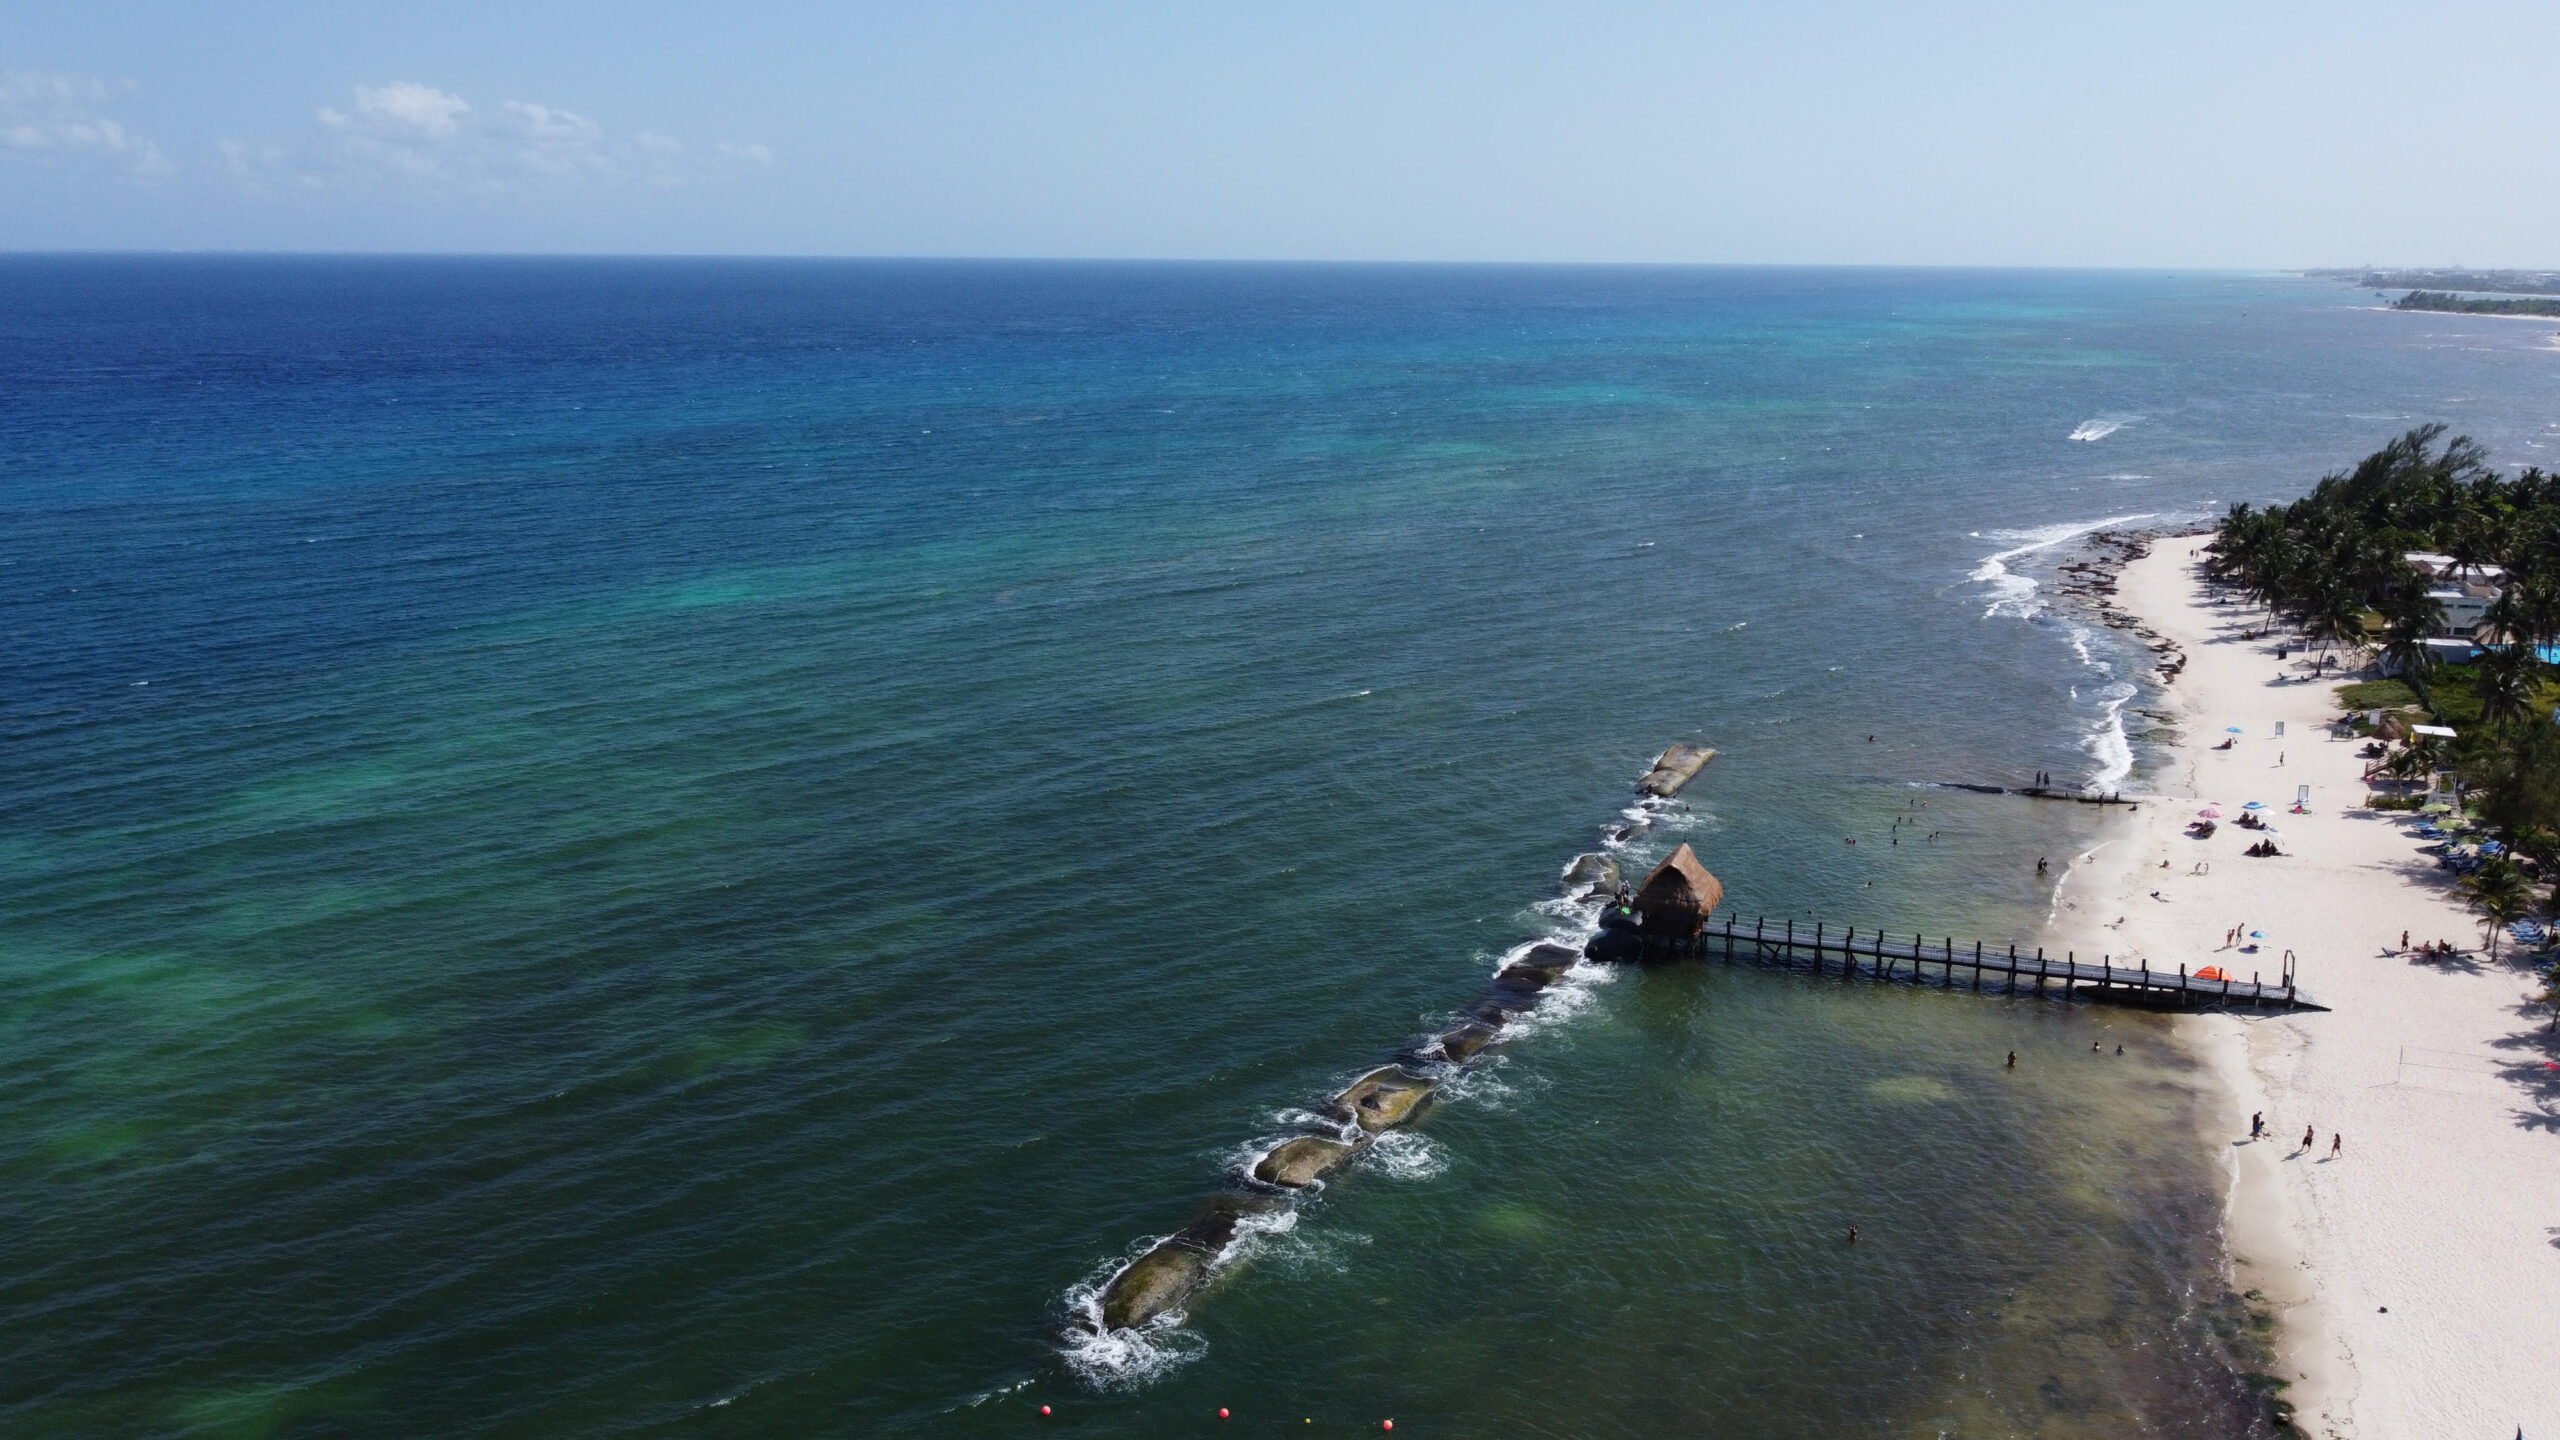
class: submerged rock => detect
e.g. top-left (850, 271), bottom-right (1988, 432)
top-left (1254, 1135), bottom-right (1361, 1188)
top-left (1511, 942), bottom-right (1579, 977)
top-left (1434, 1023), bottom-right (1500, 1062)
top-left (1331, 1066), bottom-right (1435, 1131)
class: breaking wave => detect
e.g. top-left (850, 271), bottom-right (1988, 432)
top-left (1968, 514), bottom-right (2156, 620)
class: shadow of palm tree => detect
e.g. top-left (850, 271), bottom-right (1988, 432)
top-left (2491, 998), bottom-right (2560, 1132)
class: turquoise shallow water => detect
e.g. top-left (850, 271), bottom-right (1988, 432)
top-left (5, 260), bottom-right (2558, 1436)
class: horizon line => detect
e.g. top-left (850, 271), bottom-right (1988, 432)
top-left (0, 250), bottom-right (2367, 274)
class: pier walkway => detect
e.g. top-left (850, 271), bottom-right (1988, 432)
top-left (1689, 913), bottom-right (2325, 1012)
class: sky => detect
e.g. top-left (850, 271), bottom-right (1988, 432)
top-left (5, 0), bottom-right (2558, 265)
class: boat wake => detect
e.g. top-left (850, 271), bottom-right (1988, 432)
top-left (2069, 414), bottom-right (2139, 442)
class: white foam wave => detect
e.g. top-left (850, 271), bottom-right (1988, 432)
top-left (951, 1377), bottom-right (1035, 1411)
top-left (1266, 1107), bottom-right (1362, 1144)
top-left (1214, 1207), bottom-right (1298, 1267)
top-left (2069, 415), bottom-right (2139, 442)
top-left (2085, 681), bottom-right (2136, 792)
top-left (1434, 1054), bottom-right (1526, 1110)
top-left (1494, 960), bottom-right (1612, 1042)
top-left (1255, 1224), bottom-right (1372, 1277)
top-left (1968, 512), bottom-right (2156, 620)
top-left (1358, 1130), bottom-right (1448, 1181)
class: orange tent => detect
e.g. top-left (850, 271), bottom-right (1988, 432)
top-left (2196, 965), bottom-right (2231, 981)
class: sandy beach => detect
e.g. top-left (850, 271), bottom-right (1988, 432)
top-left (2053, 542), bottom-right (2560, 1437)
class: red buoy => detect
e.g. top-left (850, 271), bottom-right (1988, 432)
top-left (1384, 1424), bottom-right (1394, 1432)
top-left (1220, 1410), bottom-right (1230, 1420)
top-left (1039, 1405), bottom-right (1051, 1416)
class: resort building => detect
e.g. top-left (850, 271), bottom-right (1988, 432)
top-left (2403, 551), bottom-right (2504, 638)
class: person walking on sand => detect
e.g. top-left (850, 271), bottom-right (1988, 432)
top-left (2251, 1112), bottom-right (2263, 1138)
top-left (2006, 1051), bottom-right (2017, 1070)
top-left (2301, 1124), bottom-right (2315, 1150)
top-left (2330, 1133), bottom-right (2342, 1158)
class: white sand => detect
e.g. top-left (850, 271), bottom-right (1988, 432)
top-left (2050, 544), bottom-right (2560, 1437)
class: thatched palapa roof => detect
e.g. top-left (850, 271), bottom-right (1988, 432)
top-left (1633, 843), bottom-right (1724, 919)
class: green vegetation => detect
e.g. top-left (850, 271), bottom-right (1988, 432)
top-left (2310, 268), bottom-right (2560, 296)
top-left (2393, 290), bottom-right (2560, 317)
top-left (2335, 678), bottom-right (2418, 711)
top-left (2211, 427), bottom-right (2560, 966)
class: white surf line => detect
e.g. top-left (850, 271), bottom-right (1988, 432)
top-left (1968, 513), bottom-right (2158, 620)
top-left (2044, 838), bottom-right (2114, 928)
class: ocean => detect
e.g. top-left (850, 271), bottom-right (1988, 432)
top-left (5, 259), bottom-right (2555, 1437)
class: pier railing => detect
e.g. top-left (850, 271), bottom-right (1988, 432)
top-left (1675, 914), bottom-right (2322, 1011)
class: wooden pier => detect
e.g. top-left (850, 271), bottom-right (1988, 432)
top-left (1687, 913), bottom-right (2325, 1011)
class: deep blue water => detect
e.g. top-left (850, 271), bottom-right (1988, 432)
top-left (5, 259), bottom-right (2555, 1437)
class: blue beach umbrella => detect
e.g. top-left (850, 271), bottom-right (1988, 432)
top-left (2225, 726), bottom-right (2244, 733)
top-left (2242, 801), bottom-right (2265, 810)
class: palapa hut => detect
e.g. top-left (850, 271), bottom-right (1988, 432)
top-left (1633, 843), bottom-right (1724, 949)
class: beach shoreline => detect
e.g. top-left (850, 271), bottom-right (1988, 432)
top-left (2040, 538), bottom-right (2560, 1438)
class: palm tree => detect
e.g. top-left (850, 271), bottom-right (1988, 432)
top-left (2377, 581), bottom-right (2445, 678)
top-left (2306, 586), bottom-right (2368, 669)
top-left (2385, 744), bottom-right (2431, 789)
top-left (2463, 857), bottom-right (2533, 958)
top-left (2476, 644), bottom-right (2545, 730)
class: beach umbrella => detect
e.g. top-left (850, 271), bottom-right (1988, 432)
top-left (2225, 726), bottom-right (2243, 733)
top-left (2197, 805), bottom-right (2224, 818)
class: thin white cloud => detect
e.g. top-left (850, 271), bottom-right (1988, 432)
top-left (349, 81), bottom-right (471, 138)
top-left (253, 81), bottom-right (768, 193)
top-left (0, 71), bottom-right (172, 176)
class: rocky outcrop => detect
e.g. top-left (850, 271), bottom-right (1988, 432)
top-left (1253, 1135), bottom-right (1361, 1188)
top-left (1637, 744), bottom-right (1718, 797)
top-left (1330, 1066), bottom-right (1435, 1131)
top-left (1099, 1192), bottom-right (1283, 1330)
top-left (1433, 1023), bottom-right (1500, 1062)
top-left (1562, 852), bottom-right (1619, 896)
top-left (1081, 740), bottom-right (1726, 1340)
